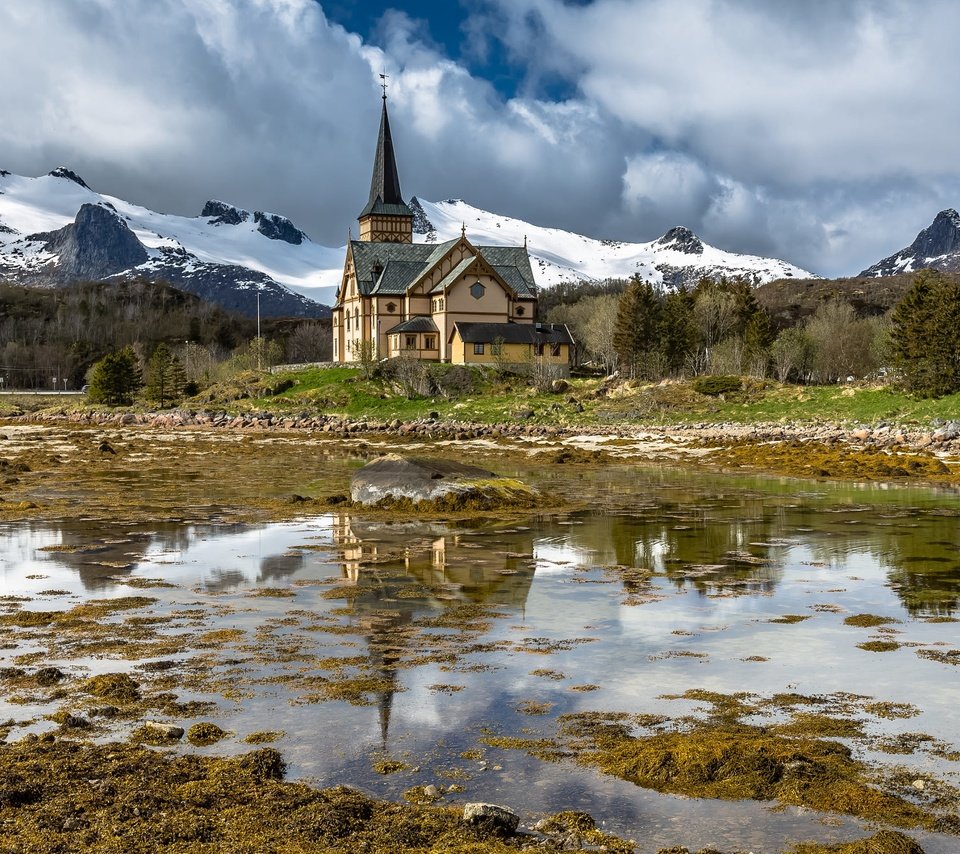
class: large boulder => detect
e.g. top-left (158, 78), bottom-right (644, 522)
top-left (350, 454), bottom-right (539, 510)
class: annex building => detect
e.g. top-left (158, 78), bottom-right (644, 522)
top-left (331, 94), bottom-right (573, 371)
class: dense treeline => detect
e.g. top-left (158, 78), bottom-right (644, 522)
top-left (546, 269), bottom-right (960, 396)
top-left (0, 279), bottom-right (331, 390)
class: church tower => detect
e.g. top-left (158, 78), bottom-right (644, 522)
top-left (358, 93), bottom-right (413, 243)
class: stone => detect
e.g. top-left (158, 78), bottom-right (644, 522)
top-left (462, 802), bottom-right (520, 834)
top-left (350, 454), bottom-right (538, 508)
top-left (142, 720), bottom-right (185, 740)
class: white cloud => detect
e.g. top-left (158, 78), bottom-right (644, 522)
top-left (1, 0), bottom-right (958, 278)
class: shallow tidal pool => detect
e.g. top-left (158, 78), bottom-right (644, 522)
top-left (1, 461), bottom-right (959, 852)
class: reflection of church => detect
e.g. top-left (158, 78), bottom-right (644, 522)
top-left (329, 514), bottom-right (537, 745)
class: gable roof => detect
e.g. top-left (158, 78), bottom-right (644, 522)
top-left (452, 322), bottom-right (573, 345)
top-left (347, 238), bottom-right (538, 300)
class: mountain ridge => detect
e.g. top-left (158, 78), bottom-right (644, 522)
top-left (1, 168), bottom-right (817, 314)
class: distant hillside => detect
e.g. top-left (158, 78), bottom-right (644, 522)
top-left (0, 169), bottom-right (331, 318)
top-left (0, 279), bottom-right (263, 388)
top-left (755, 273), bottom-right (935, 329)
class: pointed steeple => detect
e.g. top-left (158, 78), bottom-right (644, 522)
top-left (365, 97), bottom-right (404, 211)
top-left (358, 94), bottom-right (414, 242)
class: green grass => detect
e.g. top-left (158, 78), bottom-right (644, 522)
top-left (593, 380), bottom-right (960, 427)
top-left (254, 366), bottom-right (571, 425)
top-left (6, 366), bottom-right (960, 430)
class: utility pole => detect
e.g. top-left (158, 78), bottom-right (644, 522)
top-left (257, 289), bottom-right (262, 372)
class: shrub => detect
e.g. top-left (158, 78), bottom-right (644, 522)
top-left (693, 375), bottom-right (743, 396)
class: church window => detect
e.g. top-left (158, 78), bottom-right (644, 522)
top-left (346, 314), bottom-right (351, 331)
top-left (424, 335), bottom-right (436, 349)
top-left (470, 282), bottom-right (485, 300)
top-left (405, 335), bottom-right (417, 350)
top-left (515, 305), bottom-right (525, 316)
top-left (386, 302), bottom-right (396, 313)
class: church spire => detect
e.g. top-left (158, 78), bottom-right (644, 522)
top-left (366, 95), bottom-right (404, 210)
top-left (358, 92), bottom-right (414, 242)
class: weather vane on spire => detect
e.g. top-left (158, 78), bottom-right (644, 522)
top-left (379, 71), bottom-right (389, 100)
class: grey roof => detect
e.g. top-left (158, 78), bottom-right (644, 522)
top-left (385, 316), bottom-right (439, 334)
top-left (453, 322), bottom-right (574, 345)
top-left (475, 246), bottom-right (537, 297)
top-left (347, 238), bottom-right (537, 300)
top-left (375, 259), bottom-right (425, 294)
top-left (491, 265), bottom-right (533, 298)
top-left (430, 256), bottom-right (476, 293)
top-left (359, 97), bottom-right (413, 220)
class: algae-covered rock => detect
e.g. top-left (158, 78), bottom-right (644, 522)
top-left (350, 455), bottom-right (539, 510)
top-left (462, 802), bottom-right (520, 834)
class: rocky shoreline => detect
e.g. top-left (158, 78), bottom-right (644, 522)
top-left (6, 406), bottom-right (960, 457)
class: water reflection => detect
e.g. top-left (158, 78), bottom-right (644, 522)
top-left (4, 468), bottom-right (960, 853)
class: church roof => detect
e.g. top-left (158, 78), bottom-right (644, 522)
top-left (359, 97), bottom-right (413, 220)
top-left (385, 316), bottom-right (439, 334)
top-left (453, 322), bottom-right (573, 345)
top-left (349, 239), bottom-right (537, 299)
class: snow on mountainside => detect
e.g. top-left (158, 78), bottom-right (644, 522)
top-left (409, 198), bottom-right (814, 288)
top-left (860, 209), bottom-right (960, 277)
top-left (0, 169), bottom-right (334, 317)
top-left (0, 169), bottom-right (814, 316)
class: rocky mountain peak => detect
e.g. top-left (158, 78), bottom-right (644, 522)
top-left (860, 208), bottom-right (960, 277)
top-left (912, 209), bottom-right (960, 258)
top-left (253, 211), bottom-right (305, 245)
top-left (37, 203), bottom-right (147, 280)
top-left (656, 226), bottom-right (703, 255)
top-left (202, 199), bottom-right (250, 226)
top-left (409, 197), bottom-right (436, 238)
top-left (47, 167), bottom-right (89, 189)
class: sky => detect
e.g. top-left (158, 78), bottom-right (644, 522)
top-left (1, 0), bottom-right (959, 278)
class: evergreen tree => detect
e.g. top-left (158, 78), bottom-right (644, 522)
top-left (658, 287), bottom-right (696, 376)
top-left (87, 347), bottom-right (142, 405)
top-left (743, 309), bottom-right (773, 376)
top-left (891, 270), bottom-right (960, 397)
top-left (613, 277), bottom-right (661, 378)
top-left (145, 343), bottom-right (186, 408)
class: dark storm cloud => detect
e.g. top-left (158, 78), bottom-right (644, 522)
top-left (1, 0), bottom-right (957, 276)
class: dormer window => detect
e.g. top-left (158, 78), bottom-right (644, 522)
top-left (470, 282), bottom-right (485, 300)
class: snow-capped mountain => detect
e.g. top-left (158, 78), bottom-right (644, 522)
top-left (0, 168), bottom-right (333, 317)
top-left (409, 198), bottom-right (814, 288)
top-left (860, 209), bottom-right (960, 277)
top-left (0, 169), bottom-right (814, 316)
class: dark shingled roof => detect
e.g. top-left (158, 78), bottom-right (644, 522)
top-left (349, 239), bottom-right (537, 299)
top-left (359, 98), bottom-right (414, 220)
top-left (453, 322), bottom-right (573, 345)
top-left (385, 316), bottom-right (439, 334)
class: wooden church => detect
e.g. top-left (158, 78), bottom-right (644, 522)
top-left (331, 93), bottom-right (573, 370)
